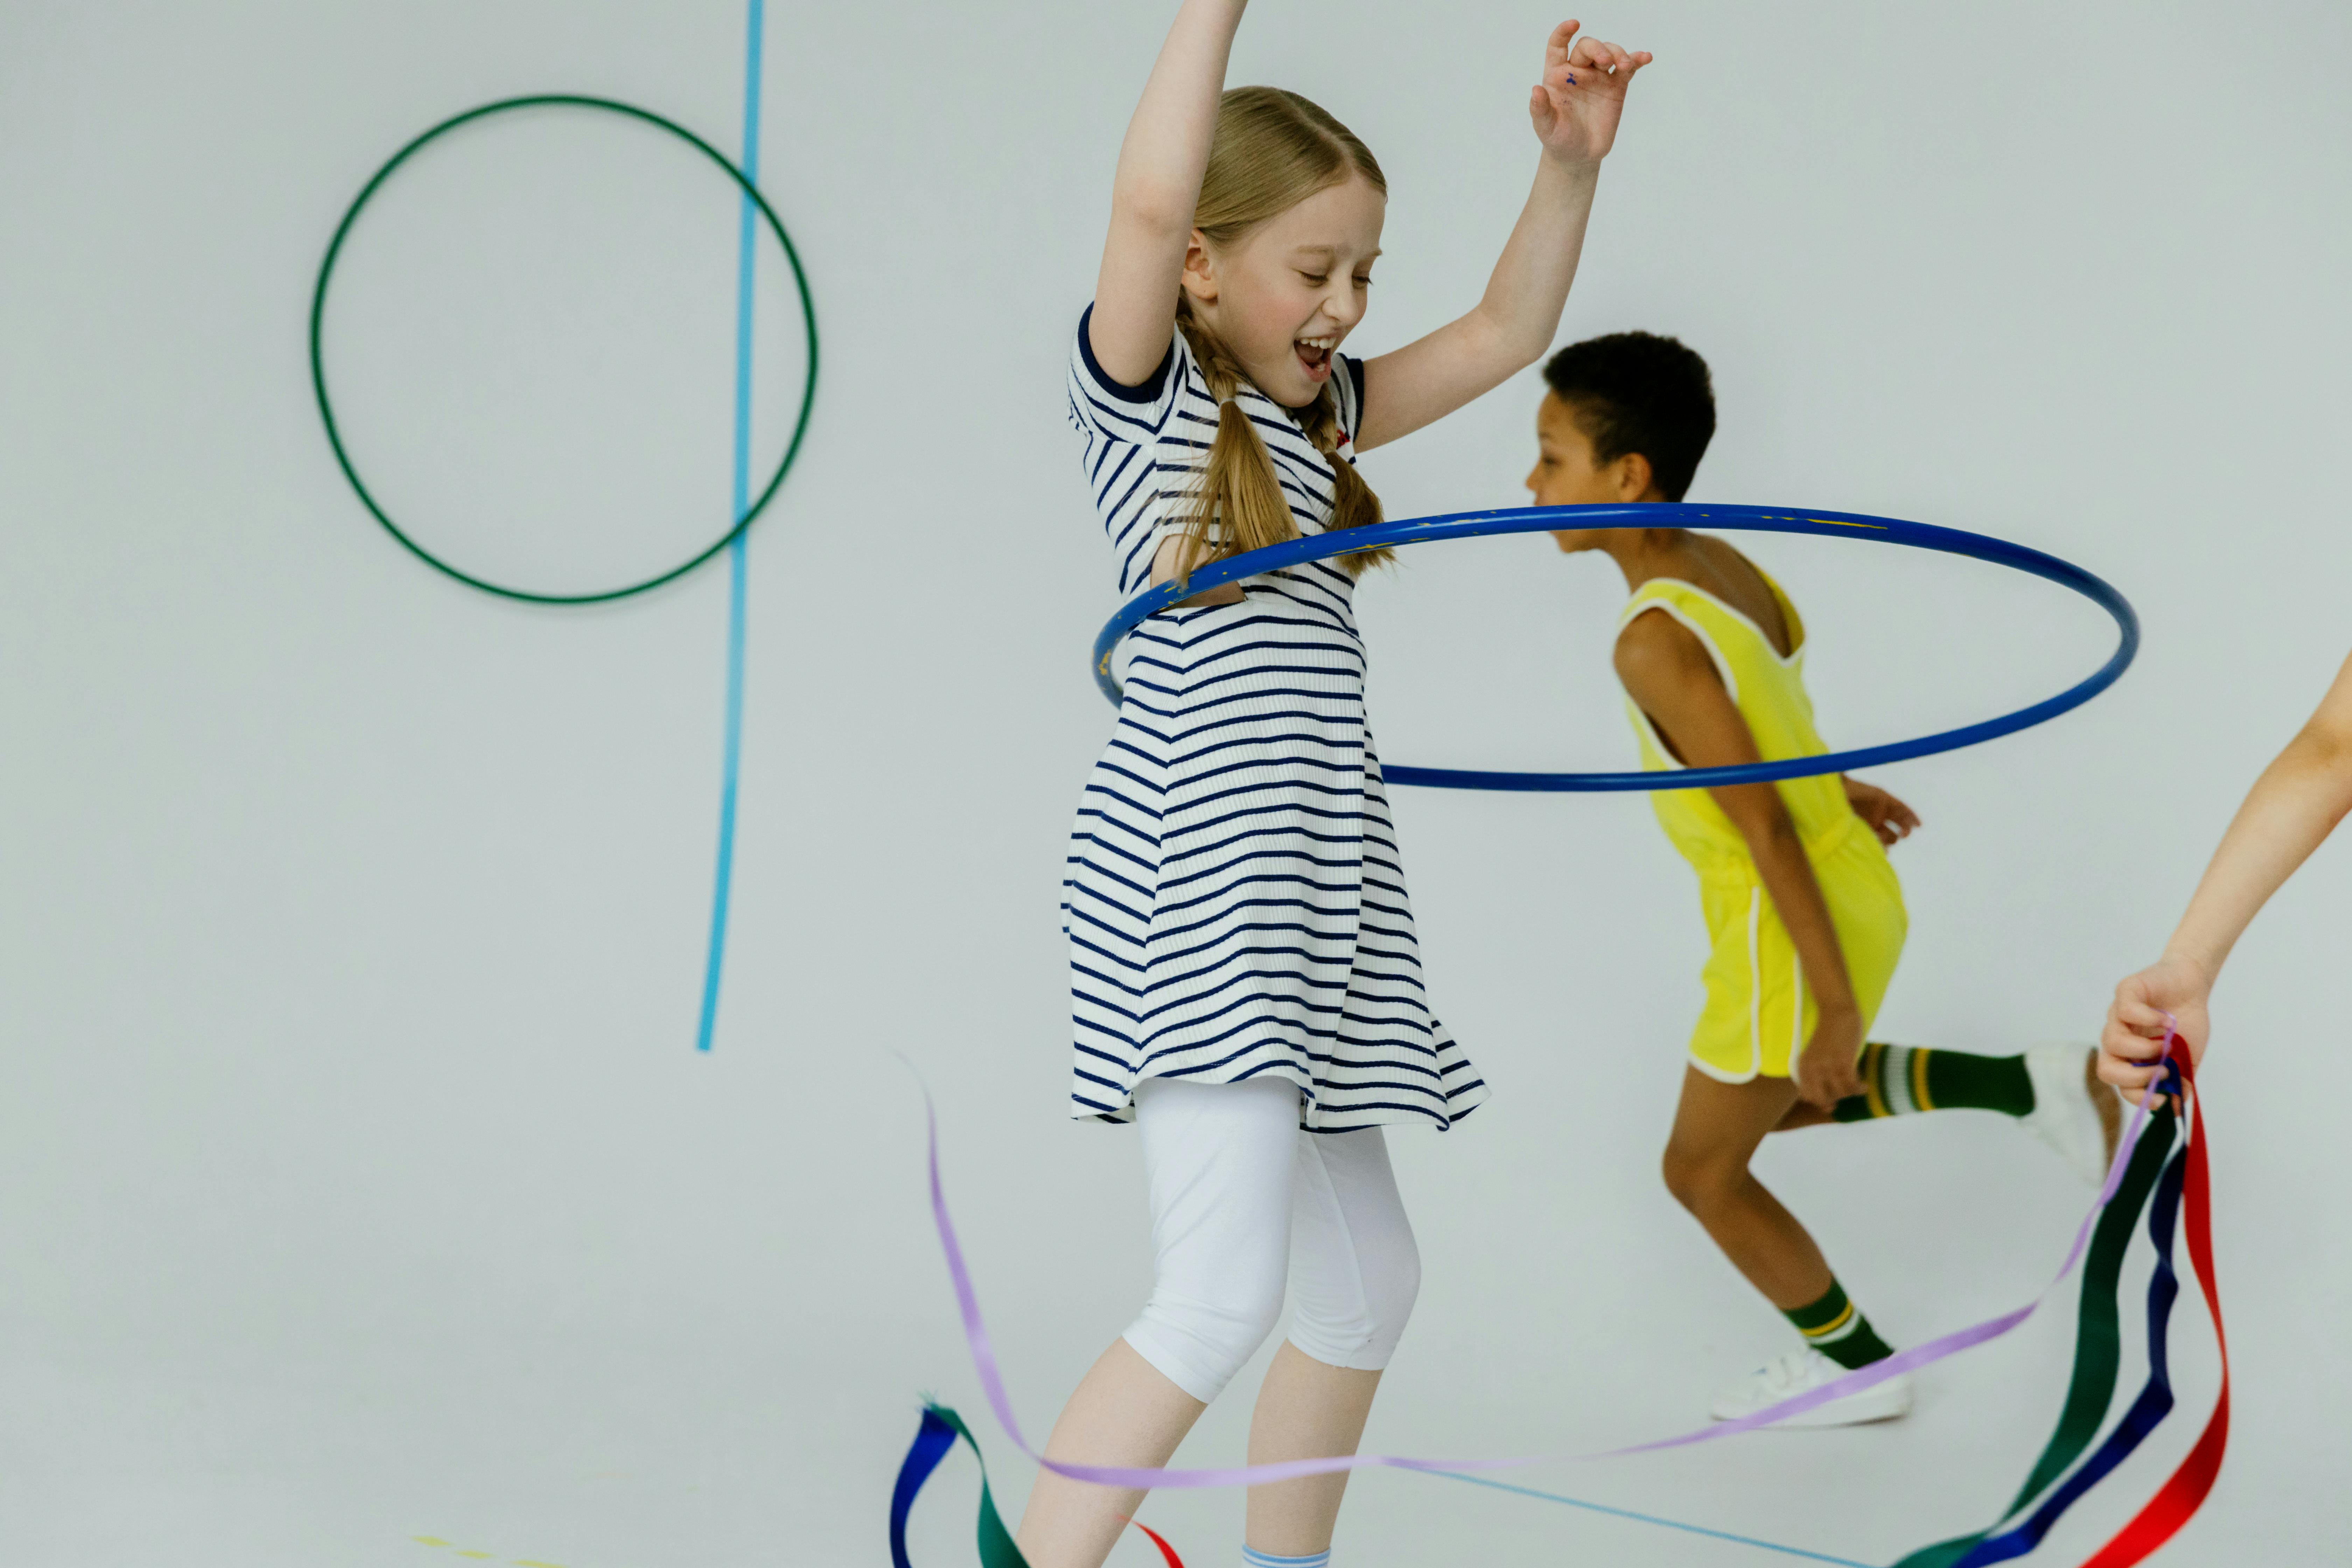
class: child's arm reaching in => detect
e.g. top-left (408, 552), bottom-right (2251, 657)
top-left (2102, 648), bottom-right (2352, 1101)
top-left (1616, 611), bottom-right (1864, 1107)
top-left (1355, 20), bottom-right (1651, 454)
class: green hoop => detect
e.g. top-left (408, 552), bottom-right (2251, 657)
top-left (308, 93), bottom-right (819, 604)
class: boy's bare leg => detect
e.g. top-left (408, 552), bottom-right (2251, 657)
top-left (1773, 1098), bottom-right (1836, 1131)
top-left (1662, 1067), bottom-right (1835, 1309)
top-left (1244, 1343), bottom-right (1381, 1556)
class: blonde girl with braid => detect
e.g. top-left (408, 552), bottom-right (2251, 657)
top-left (1039, 6), bottom-right (1648, 1566)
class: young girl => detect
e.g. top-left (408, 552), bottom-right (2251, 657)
top-left (2101, 649), bottom-right (2352, 1098)
top-left (1529, 331), bottom-right (2123, 1427)
top-left (1034, 7), bottom-right (1647, 1566)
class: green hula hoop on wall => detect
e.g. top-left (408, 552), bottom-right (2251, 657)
top-left (307, 93), bottom-right (819, 604)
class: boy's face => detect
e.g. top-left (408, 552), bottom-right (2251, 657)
top-left (1526, 392), bottom-right (1660, 552)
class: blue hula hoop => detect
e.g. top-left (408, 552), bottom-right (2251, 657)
top-left (1090, 503), bottom-right (2138, 792)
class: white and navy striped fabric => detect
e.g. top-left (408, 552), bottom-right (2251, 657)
top-left (1061, 309), bottom-right (1487, 1134)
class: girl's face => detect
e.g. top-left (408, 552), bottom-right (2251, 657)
top-left (1182, 175), bottom-right (1385, 408)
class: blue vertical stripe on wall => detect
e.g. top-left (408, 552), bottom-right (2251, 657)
top-left (695, 0), bottom-right (765, 1053)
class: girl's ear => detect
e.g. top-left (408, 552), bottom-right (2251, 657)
top-left (1179, 230), bottom-right (1218, 307)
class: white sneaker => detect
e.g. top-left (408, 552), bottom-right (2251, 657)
top-left (1709, 1347), bottom-right (1912, 1427)
top-left (2022, 1042), bottom-right (2123, 1186)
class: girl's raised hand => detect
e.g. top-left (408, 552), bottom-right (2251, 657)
top-left (1529, 20), bottom-right (1652, 166)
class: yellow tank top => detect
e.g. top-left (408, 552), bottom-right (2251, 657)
top-left (1618, 572), bottom-right (1866, 881)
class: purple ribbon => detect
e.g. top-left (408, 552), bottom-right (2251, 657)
top-left (922, 1084), bottom-right (2153, 1489)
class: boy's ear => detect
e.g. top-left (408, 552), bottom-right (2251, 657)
top-left (1179, 230), bottom-right (1218, 306)
top-left (1615, 451), bottom-right (1657, 502)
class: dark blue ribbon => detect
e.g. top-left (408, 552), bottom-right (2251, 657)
top-left (890, 1406), bottom-right (961, 1568)
top-left (1952, 1141), bottom-right (2189, 1566)
top-left (890, 1402), bottom-right (1032, 1568)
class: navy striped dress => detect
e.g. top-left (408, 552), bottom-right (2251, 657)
top-left (1062, 311), bottom-right (1488, 1134)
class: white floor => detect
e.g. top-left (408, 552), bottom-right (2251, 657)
top-left (0, 996), bottom-right (2309, 1567)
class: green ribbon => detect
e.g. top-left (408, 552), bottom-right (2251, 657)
top-left (891, 1402), bottom-right (1031, 1568)
top-left (1894, 1105), bottom-right (2178, 1568)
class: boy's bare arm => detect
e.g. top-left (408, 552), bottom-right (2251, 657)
top-left (1615, 612), bottom-right (1863, 1106)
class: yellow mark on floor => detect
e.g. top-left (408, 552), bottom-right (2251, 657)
top-left (414, 1534), bottom-right (568, 1567)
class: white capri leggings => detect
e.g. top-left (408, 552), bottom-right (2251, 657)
top-left (1121, 1077), bottom-right (1422, 1404)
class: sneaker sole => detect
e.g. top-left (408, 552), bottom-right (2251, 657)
top-left (1713, 1376), bottom-right (1914, 1428)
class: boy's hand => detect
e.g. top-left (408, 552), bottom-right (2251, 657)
top-left (1842, 776), bottom-right (1920, 847)
top-left (1792, 1006), bottom-right (1864, 1109)
top-left (1529, 21), bottom-right (1652, 167)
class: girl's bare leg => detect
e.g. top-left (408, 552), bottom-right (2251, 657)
top-left (1243, 1343), bottom-right (1382, 1555)
top-left (1013, 1338), bottom-right (1205, 1568)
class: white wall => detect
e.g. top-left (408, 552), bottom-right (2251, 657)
top-left (2, 2), bottom-right (2345, 1564)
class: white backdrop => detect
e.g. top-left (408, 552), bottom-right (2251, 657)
top-left (3, 3), bottom-right (2347, 1565)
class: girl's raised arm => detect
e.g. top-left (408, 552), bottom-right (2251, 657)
top-left (2101, 648), bottom-right (2352, 1100)
top-left (1089, 0), bottom-right (1248, 386)
top-left (1357, 21), bottom-right (1650, 454)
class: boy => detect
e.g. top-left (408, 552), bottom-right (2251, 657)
top-left (1528, 332), bottom-right (2122, 1424)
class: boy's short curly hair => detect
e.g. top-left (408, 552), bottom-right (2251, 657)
top-left (1540, 332), bottom-right (1716, 502)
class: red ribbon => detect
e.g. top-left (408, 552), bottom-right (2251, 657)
top-left (2078, 1042), bottom-right (2227, 1567)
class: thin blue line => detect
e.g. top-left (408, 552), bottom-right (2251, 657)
top-left (695, 0), bottom-right (765, 1054)
top-left (1423, 1470), bottom-right (1876, 1567)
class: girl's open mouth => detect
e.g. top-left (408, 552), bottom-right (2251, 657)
top-left (1294, 335), bottom-right (1336, 379)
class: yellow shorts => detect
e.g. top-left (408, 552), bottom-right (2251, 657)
top-left (1687, 826), bottom-right (1907, 1082)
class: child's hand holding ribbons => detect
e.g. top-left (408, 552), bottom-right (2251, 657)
top-left (2104, 973), bottom-right (2209, 1108)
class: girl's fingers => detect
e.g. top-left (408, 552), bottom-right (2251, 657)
top-left (1572, 38), bottom-right (1644, 70)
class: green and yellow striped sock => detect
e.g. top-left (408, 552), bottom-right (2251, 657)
top-left (1833, 1041), bottom-right (2034, 1121)
top-left (1784, 1278), bottom-right (1893, 1370)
